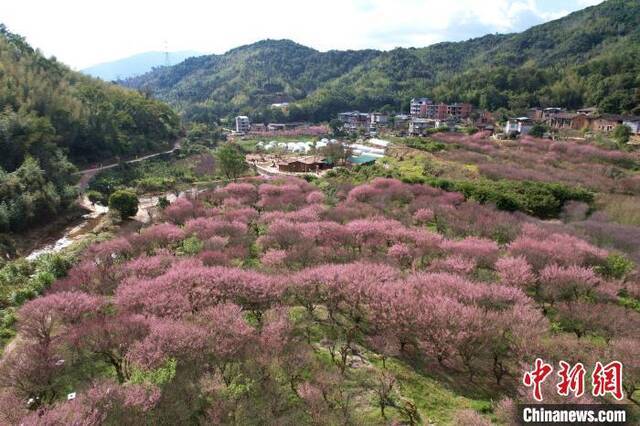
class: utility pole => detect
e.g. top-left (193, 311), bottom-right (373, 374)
top-left (164, 40), bottom-right (170, 66)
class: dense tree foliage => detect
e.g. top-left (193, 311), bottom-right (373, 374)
top-left (123, 40), bottom-right (379, 123)
top-left (0, 25), bottom-right (180, 232)
top-left (0, 155), bottom-right (76, 231)
top-left (126, 0), bottom-right (640, 122)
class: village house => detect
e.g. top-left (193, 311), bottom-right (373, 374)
top-left (623, 117), bottom-right (640, 134)
top-left (529, 107), bottom-right (564, 122)
top-left (504, 117), bottom-right (533, 135)
top-left (577, 107), bottom-right (598, 115)
top-left (474, 111), bottom-right (495, 133)
top-left (543, 106), bottom-right (594, 131)
top-left (393, 114), bottom-right (411, 132)
top-left (436, 118), bottom-right (456, 129)
top-left (235, 116), bottom-right (250, 133)
top-left (277, 156), bottom-right (330, 173)
top-left (542, 108), bottom-right (640, 134)
top-left (445, 103), bottom-right (473, 120)
top-left (410, 98), bottom-right (433, 116)
top-left (571, 114), bottom-right (593, 130)
top-left (424, 102), bottom-right (472, 120)
top-left (432, 103), bottom-right (470, 120)
top-left (591, 114), bottom-right (640, 133)
top-left (602, 114), bottom-right (640, 134)
top-left (410, 98), bottom-right (472, 120)
top-left (338, 111), bottom-right (370, 132)
top-left (546, 112), bottom-right (577, 130)
top-left (592, 115), bottom-right (627, 133)
top-left (409, 118), bottom-right (435, 136)
top-left (370, 112), bottom-right (389, 126)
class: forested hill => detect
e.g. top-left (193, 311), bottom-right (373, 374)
top-left (124, 0), bottom-right (640, 122)
top-left (123, 39), bottom-right (380, 123)
top-left (0, 25), bottom-right (180, 232)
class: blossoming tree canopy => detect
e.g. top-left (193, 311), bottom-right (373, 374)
top-left (1, 176), bottom-right (638, 424)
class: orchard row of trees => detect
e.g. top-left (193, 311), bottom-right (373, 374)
top-left (1, 176), bottom-right (638, 423)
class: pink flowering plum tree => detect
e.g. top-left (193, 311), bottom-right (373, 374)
top-left (68, 314), bottom-right (151, 383)
top-left (164, 197), bottom-right (196, 225)
top-left (134, 222), bottom-right (185, 251)
top-left (495, 256), bottom-right (535, 289)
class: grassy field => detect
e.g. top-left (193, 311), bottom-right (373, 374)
top-left (596, 193), bottom-right (640, 226)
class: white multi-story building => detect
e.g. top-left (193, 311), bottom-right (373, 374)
top-left (504, 117), bottom-right (533, 136)
top-left (235, 116), bottom-right (251, 133)
top-left (370, 112), bottom-right (389, 126)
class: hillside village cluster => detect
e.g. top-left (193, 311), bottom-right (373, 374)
top-left (333, 99), bottom-right (640, 138)
top-left (236, 97), bottom-right (640, 138)
top-left (236, 97), bottom-right (640, 176)
top-left (337, 98), bottom-right (476, 136)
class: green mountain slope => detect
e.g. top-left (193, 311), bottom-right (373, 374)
top-left (0, 25), bottom-right (180, 232)
top-left (123, 39), bottom-right (381, 122)
top-left (301, 0), bottom-right (640, 119)
top-left (125, 0), bottom-right (640, 122)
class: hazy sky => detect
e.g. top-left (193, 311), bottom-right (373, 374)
top-left (1, 0), bottom-right (603, 69)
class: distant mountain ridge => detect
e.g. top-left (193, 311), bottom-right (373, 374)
top-left (123, 39), bottom-right (380, 122)
top-left (82, 50), bottom-right (201, 81)
top-left (123, 0), bottom-right (640, 122)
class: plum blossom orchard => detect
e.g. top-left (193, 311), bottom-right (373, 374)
top-left (1, 176), bottom-right (638, 424)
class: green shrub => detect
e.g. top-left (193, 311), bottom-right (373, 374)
top-left (0, 327), bottom-right (15, 340)
top-left (597, 253), bottom-right (634, 280)
top-left (1, 311), bottom-right (16, 328)
top-left (426, 178), bottom-right (593, 219)
top-left (37, 253), bottom-right (72, 278)
top-left (529, 123), bottom-right (548, 138)
top-left (157, 196), bottom-right (170, 209)
top-left (86, 190), bottom-right (107, 206)
top-left (426, 126), bottom-right (449, 134)
top-left (404, 138), bottom-right (448, 153)
top-left (109, 189), bottom-right (139, 218)
top-left (130, 358), bottom-right (177, 386)
top-left (11, 288), bottom-right (37, 305)
top-left (180, 236), bottom-right (203, 255)
top-left (612, 124), bottom-right (632, 146)
top-left (136, 176), bottom-right (176, 192)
